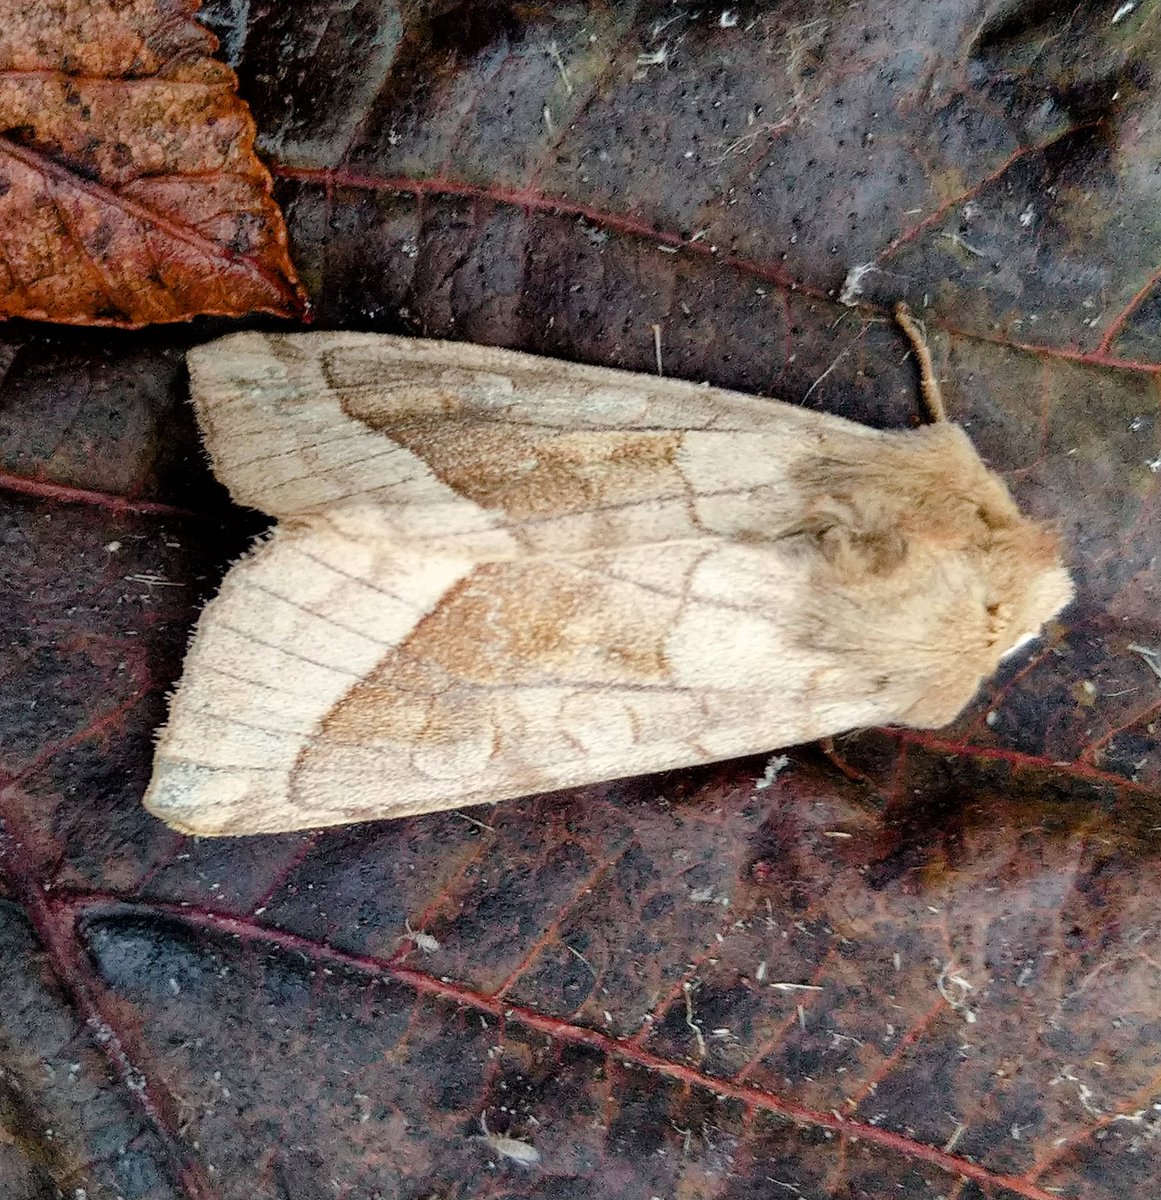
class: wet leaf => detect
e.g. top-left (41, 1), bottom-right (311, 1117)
top-left (1, 2), bottom-right (1160, 1198)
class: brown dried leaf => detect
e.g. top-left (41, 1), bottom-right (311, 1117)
top-left (0, 0), bottom-right (303, 326)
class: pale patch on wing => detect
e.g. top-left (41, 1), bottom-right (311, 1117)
top-left (144, 519), bottom-right (479, 835)
top-left (188, 334), bottom-right (498, 525)
top-left (319, 334), bottom-right (825, 432)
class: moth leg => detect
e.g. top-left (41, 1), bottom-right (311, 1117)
top-left (894, 302), bottom-right (947, 424)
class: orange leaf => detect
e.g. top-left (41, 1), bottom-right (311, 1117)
top-left (0, 0), bottom-right (304, 326)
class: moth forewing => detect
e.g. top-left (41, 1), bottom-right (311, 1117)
top-left (144, 331), bottom-right (1073, 835)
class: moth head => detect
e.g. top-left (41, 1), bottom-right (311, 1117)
top-left (981, 524), bottom-right (1074, 659)
top-left (902, 427), bottom-right (1074, 661)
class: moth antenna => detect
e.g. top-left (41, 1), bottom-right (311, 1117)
top-left (894, 301), bottom-right (947, 424)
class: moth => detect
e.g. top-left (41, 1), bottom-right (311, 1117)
top-left (145, 315), bottom-right (1073, 835)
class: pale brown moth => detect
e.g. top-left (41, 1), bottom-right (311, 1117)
top-left (144, 313), bottom-right (1073, 835)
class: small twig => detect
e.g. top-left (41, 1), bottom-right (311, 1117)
top-left (671, 1122), bottom-right (693, 1155)
top-left (565, 944), bottom-right (597, 976)
top-left (636, 44), bottom-right (673, 73)
top-left (683, 981), bottom-right (707, 1059)
top-left (1128, 643), bottom-right (1161, 682)
top-left (454, 810), bottom-right (496, 832)
top-left (124, 573), bottom-right (184, 587)
top-left (546, 41), bottom-right (574, 94)
top-left (939, 230), bottom-right (985, 258)
top-left (894, 302), bottom-right (947, 423)
top-left (713, 116), bottom-right (793, 164)
top-left (802, 346), bottom-right (851, 402)
top-left (935, 960), bottom-right (977, 1024)
top-left (652, 323), bottom-right (664, 376)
